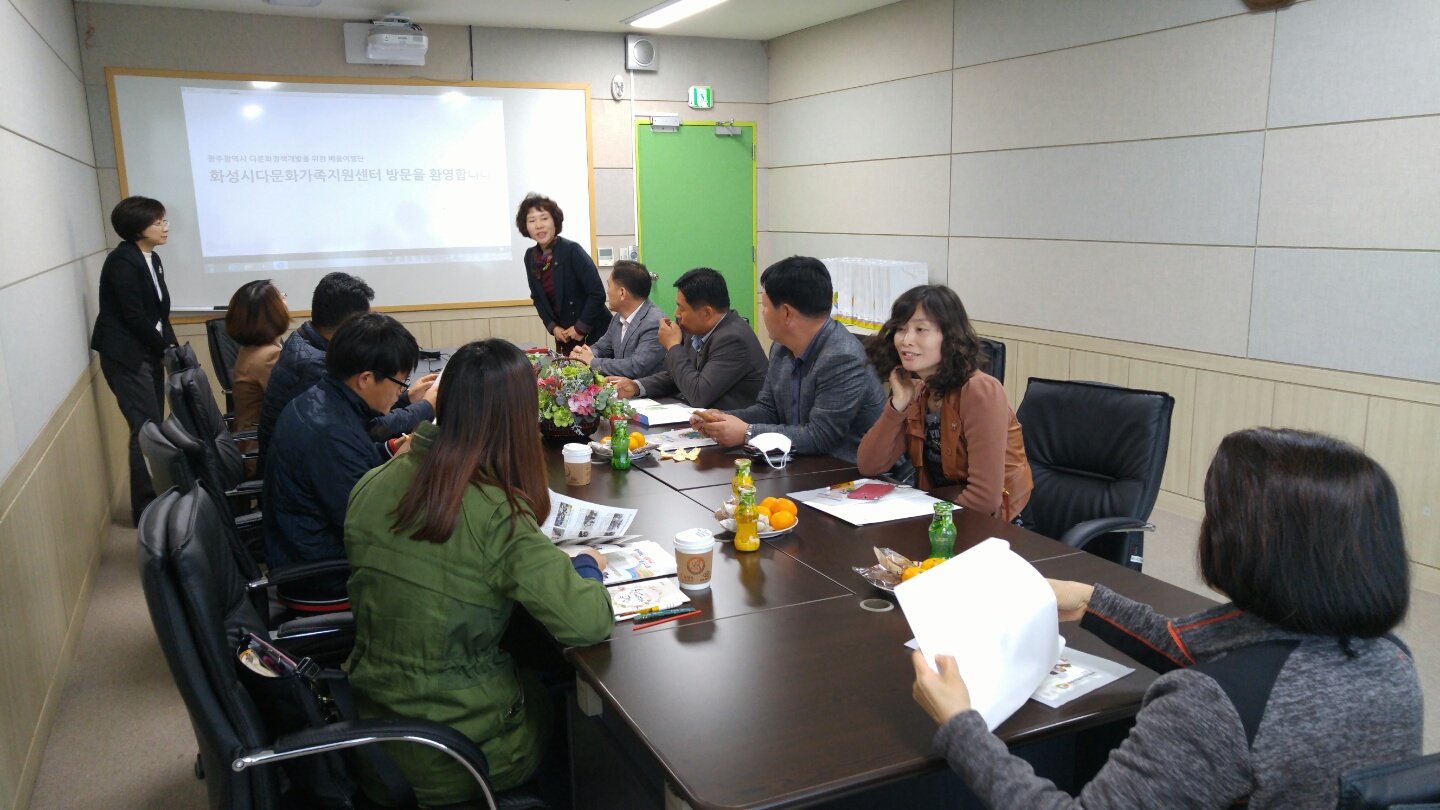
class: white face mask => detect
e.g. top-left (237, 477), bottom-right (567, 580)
top-left (746, 432), bottom-right (793, 469)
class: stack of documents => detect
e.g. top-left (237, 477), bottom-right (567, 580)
top-left (628, 398), bottom-right (700, 427)
top-left (787, 479), bottom-right (950, 526)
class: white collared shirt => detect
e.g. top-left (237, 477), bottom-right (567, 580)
top-left (141, 251), bottom-right (163, 333)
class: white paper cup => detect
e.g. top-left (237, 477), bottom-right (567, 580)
top-left (562, 443), bottom-right (593, 486)
top-left (674, 528), bottom-right (716, 590)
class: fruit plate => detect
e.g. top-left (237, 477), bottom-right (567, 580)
top-left (589, 440), bottom-right (660, 460)
top-left (716, 516), bottom-right (798, 539)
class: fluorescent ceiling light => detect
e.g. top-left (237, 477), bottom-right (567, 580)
top-left (251, 81), bottom-right (278, 89)
top-left (625, 0), bottom-right (729, 30)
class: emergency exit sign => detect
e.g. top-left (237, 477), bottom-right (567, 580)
top-left (688, 86), bottom-right (713, 109)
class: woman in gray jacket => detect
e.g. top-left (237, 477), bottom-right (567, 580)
top-left (913, 427), bottom-right (1422, 809)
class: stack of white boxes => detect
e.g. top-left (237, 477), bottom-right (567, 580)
top-left (822, 258), bottom-right (929, 331)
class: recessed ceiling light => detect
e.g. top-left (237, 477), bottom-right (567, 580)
top-left (624, 0), bottom-right (729, 30)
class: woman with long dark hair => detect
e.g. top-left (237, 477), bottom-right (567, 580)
top-left (912, 428), bottom-right (1421, 807)
top-left (224, 280), bottom-right (289, 474)
top-left (343, 339), bottom-right (612, 806)
top-left (856, 284), bottom-right (1032, 521)
top-left (516, 193), bottom-right (608, 354)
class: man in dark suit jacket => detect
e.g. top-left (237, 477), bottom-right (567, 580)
top-left (691, 257), bottom-right (885, 464)
top-left (608, 267), bottom-right (768, 410)
top-left (91, 196), bottom-right (180, 524)
top-left (571, 260), bottom-right (666, 379)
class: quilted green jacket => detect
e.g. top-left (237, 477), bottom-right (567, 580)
top-left (343, 422), bottom-right (613, 804)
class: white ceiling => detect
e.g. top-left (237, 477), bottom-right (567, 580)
top-left (86, 0), bottom-right (906, 40)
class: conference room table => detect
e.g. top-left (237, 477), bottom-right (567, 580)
top-left (537, 422), bottom-right (1218, 810)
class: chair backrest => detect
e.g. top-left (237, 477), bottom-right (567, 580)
top-left (158, 416), bottom-right (262, 582)
top-left (979, 338), bottom-right (1006, 385)
top-left (167, 366), bottom-right (247, 492)
top-left (1016, 378), bottom-right (1174, 563)
top-left (1336, 752), bottom-right (1440, 809)
top-left (165, 342), bottom-right (201, 375)
top-left (138, 488), bottom-right (282, 810)
top-left (206, 318), bottom-right (240, 393)
top-left (139, 420), bottom-right (194, 495)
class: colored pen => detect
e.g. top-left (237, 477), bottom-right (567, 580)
top-left (630, 606), bottom-right (693, 622)
top-left (633, 609), bottom-right (701, 630)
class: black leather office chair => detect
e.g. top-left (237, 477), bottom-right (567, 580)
top-left (166, 364), bottom-right (260, 510)
top-left (979, 338), bottom-right (1006, 386)
top-left (164, 342), bottom-right (201, 374)
top-left (138, 487), bottom-right (500, 810)
top-left (139, 419), bottom-right (196, 496)
top-left (206, 318), bottom-right (241, 417)
top-left (1016, 378), bottom-right (1174, 571)
top-left (1336, 752), bottom-right (1440, 809)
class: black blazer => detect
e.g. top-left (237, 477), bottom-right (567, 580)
top-left (524, 236), bottom-right (609, 344)
top-left (91, 240), bottom-right (178, 370)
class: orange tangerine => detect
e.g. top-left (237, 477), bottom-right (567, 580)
top-left (760, 497), bottom-right (779, 511)
top-left (921, 558), bottom-right (944, 571)
top-left (900, 566), bottom-right (922, 582)
top-left (628, 431), bottom-right (645, 451)
top-left (776, 498), bottom-right (798, 514)
top-left (756, 505), bottom-right (773, 519)
top-left (769, 510), bottom-right (796, 531)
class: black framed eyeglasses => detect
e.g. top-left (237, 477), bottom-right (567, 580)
top-left (383, 374), bottom-right (410, 393)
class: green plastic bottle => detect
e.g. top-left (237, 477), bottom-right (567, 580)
top-left (928, 502), bottom-right (956, 560)
top-left (610, 416), bottom-right (631, 471)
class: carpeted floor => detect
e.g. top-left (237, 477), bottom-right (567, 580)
top-left (27, 511), bottom-right (1440, 808)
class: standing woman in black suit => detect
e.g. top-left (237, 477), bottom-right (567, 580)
top-left (91, 196), bottom-right (179, 524)
top-left (516, 194), bottom-right (608, 354)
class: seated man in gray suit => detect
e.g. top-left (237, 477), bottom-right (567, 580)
top-left (570, 260), bottom-right (665, 379)
top-left (690, 256), bottom-right (886, 464)
top-left (608, 267), bottom-right (768, 410)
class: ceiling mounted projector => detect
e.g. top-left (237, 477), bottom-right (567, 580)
top-left (344, 14), bottom-right (427, 66)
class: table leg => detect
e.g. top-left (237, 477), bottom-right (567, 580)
top-left (576, 675), bottom-right (604, 718)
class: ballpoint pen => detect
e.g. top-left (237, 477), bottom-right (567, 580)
top-left (633, 609), bottom-right (701, 630)
top-left (630, 606), bottom-right (693, 622)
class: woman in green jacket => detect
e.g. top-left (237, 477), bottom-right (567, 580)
top-left (344, 339), bottom-right (613, 806)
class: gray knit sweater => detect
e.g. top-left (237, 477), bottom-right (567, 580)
top-left (936, 585), bottom-right (1422, 809)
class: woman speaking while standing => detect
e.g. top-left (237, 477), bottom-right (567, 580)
top-left (516, 193), bottom-right (608, 354)
top-left (91, 196), bottom-right (179, 525)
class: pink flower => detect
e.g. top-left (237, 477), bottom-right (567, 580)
top-left (569, 388), bottom-right (596, 415)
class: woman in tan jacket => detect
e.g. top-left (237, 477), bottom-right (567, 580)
top-left (225, 280), bottom-right (289, 475)
top-left (857, 285), bottom-right (1032, 521)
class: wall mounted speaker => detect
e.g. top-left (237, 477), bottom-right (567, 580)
top-left (626, 35), bottom-right (658, 72)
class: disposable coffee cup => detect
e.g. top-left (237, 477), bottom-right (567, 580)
top-left (562, 443), bottom-right (593, 486)
top-left (673, 528), bottom-right (716, 590)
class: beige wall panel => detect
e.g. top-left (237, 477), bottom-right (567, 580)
top-left (1008, 342), bottom-right (1070, 410)
top-left (951, 13), bottom-right (1271, 153)
top-left (1271, 383), bottom-right (1369, 447)
top-left (429, 318), bottom-right (491, 349)
top-left (78, 4), bottom-right (472, 82)
top-left (0, 0), bottom-right (94, 166)
top-left (948, 238), bottom-right (1253, 358)
top-left (1069, 351), bottom-right (1129, 387)
top-left (767, 0), bottom-right (953, 102)
top-left (1258, 117), bottom-right (1440, 251)
top-left (0, 343), bottom-right (16, 478)
top-left (489, 316), bottom-right (550, 347)
top-left (630, 36), bottom-right (767, 104)
top-left (471, 27), bottom-right (618, 94)
top-left (769, 73), bottom-right (950, 168)
top-left (767, 233), bottom-right (949, 284)
top-left (953, 0), bottom-right (1243, 68)
top-left (594, 168), bottom-right (635, 237)
top-left (591, 100), bottom-right (634, 170)
top-left (1366, 397), bottom-right (1440, 568)
top-left (397, 320), bottom-right (433, 349)
top-left (11, 0), bottom-right (83, 76)
top-left (769, 156), bottom-right (950, 236)
top-left (1188, 371), bottom-right (1274, 499)
top-left (1128, 359), bottom-right (1196, 497)
top-left (96, 168), bottom-right (121, 232)
top-left (756, 170), bottom-right (768, 234)
top-left (1269, 0), bottom-right (1440, 128)
top-left (951, 134), bottom-right (1264, 245)
top-left (0, 131), bottom-right (106, 290)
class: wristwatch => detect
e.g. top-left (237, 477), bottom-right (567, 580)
top-left (744, 424), bottom-right (755, 444)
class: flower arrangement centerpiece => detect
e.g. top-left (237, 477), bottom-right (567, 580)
top-left (533, 353), bottom-right (633, 440)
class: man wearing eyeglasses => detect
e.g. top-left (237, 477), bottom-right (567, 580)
top-left (262, 312), bottom-right (422, 610)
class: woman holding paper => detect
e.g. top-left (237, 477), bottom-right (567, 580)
top-left (912, 428), bottom-right (1421, 808)
top-left (857, 285), bottom-right (1031, 522)
top-left (517, 193), bottom-right (608, 354)
top-left (343, 339), bottom-right (612, 806)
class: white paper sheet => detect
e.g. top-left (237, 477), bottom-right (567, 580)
top-left (896, 538), bottom-right (1059, 731)
top-left (1029, 647), bottom-right (1135, 709)
top-left (540, 491), bottom-right (638, 542)
top-left (656, 427), bottom-right (718, 450)
top-left (629, 399), bottom-right (701, 427)
top-left (787, 478), bottom-right (950, 526)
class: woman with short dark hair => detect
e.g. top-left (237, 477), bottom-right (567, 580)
top-left (912, 427), bottom-right (1422, 808)
top-left (857, 284), bottom-right (1032, 521)
top-left (344, 339), bottom-right (613, 806)
top-left (91, 196), bottom-right (179, 524)
top-left (224, 280), bottom-right (289, 474)
top-left (515, 193), bottom-right (608, 354)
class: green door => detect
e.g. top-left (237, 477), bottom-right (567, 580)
top-left (635, 122), bottom-right (757, 325)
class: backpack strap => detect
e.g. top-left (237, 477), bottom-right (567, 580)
top-left (1190, 639), bottom-right (1301, 747)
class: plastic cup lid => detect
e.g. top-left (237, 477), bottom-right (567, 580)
top-left (562, 443), bottom-right (592, 458)
top-left (674, 528), bottom-right (715, 549)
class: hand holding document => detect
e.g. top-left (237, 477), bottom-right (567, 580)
top-left (541, 491), bottom-right (638, 542)
top-left (896, 538), bottom-right (1058, 731)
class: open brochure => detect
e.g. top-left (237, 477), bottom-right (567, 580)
top-left (656, 427), bottom-right (718, 450)
top-left (541, 491), bottom-right (637, 542)
top-left (608, 577), bottom-right (690, 619)
top-left (629, 398), bottom-right (702, 427)
top-left (592, 540), bottom-right (676, 586)
top-left (788, 478), bottom-right (951, 526)
top-left (903, 637), bottom-right (1134, 710)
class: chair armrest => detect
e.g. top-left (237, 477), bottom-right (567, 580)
top-left (232, 718), bottom-right (495, 810)
top-left (1060, 517), bottom-right (1155, 551)
top-left (228, 479), bottom-right (263, 497)
top-left (232, 429), bottom-right (258, 442)
top-left (275, 611), bottom-right (353, 637)
top-left (247, 559), bottom-right (350, 591)
top-left (234, 511), bottom-right (262, 530)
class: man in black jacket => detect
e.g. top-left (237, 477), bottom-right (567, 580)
top-left (257, 272), bottom-right (436, 474)
top-left (91, 196), bottom-right (180, 524)
top-left (262, 312), bottom-right (421, 607)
